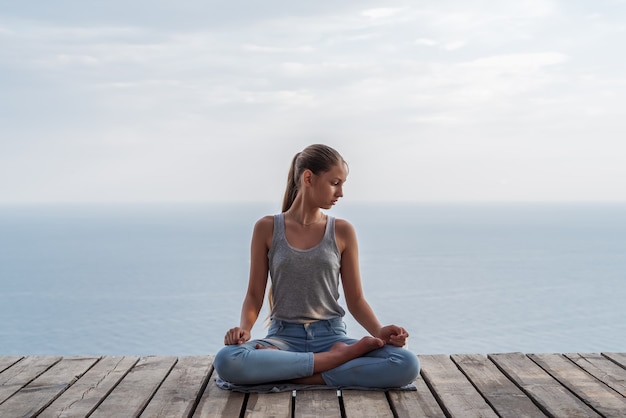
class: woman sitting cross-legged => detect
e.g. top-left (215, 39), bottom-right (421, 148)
top-left (214, 144), bottom-right (419, 387)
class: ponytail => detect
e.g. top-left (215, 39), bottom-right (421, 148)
top-left (282, 152), bottom-right (300, 212)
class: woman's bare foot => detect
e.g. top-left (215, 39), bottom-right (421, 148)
top-left (312, 337), bottom-right (383, 374)
top-left (329, 337), bottom-right (384, 358)
top-left (291, 338), bottom-right (383, 385)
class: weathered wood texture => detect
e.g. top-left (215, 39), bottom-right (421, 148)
top-left (341, 390), bottom-right (394, 417)
top-left (565, 353), bottom-right (626, 397)
top-left (38, 356), bottom-right (139, 418)
top-left (388, 376), bottom-right (445, 418)
top-left (420, 354), bottom-right (498, 418)
top-left (1, 353), bottom-right (625, 417)
top-left (0, 357), bottom-right (98, 417)
top-left (244, 391), bottom-right (293, 417)
top-left (451, 353), bottom-right (545, 417)
top-left (294, 390), bottom-right (341, 418)
top-left (529, 353), bottom-right (626, 417)
top-left (489, 352), bottom-right (601, 417)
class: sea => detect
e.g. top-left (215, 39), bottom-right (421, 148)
top-left (1, 202), bottom-right (625, 356)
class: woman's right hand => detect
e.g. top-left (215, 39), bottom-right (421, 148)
top-left (224, 327), bottom-right (251, 345)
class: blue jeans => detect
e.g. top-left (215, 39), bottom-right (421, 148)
top-left (214, 317), bottom-right (420, 388)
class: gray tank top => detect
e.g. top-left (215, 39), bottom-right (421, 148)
top-left (268, 213), bottom-right (346, 323)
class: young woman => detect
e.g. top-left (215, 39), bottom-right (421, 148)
top-left (214, 144), bottom-right (419, 388)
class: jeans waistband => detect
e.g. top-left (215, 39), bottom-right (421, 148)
top-left (271, 317), bottom-right (344, 329)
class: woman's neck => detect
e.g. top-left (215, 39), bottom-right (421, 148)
top-left (285, 200), bottom-right (324, 226)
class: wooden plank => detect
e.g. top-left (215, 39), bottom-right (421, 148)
top-left (192, 368), bottom-right (246, 418)
top-left (0, 356), bottom-right (99, 417)
top-left (90, 356), bottom-right (177, 418)
top-left (0, 357), bottom-right (23, 374)
top-left (420, 355), bottom-right (498, 418)
top-left (388, 376), bottom-right (445, 418)
top-left (0, 356), bottom-right (62, 405)
top-left (244, 391), bottom-right (293, 417)
top-left (141, 355), bottom-right (213, 417)
top-left (294, 389), bottom-right (341, 418)
top-left (529, 353), bottom-right (626, 417)
top-left (38, 356), bottom-right (139, 417)
top-left (341, 390), bottom-right (394, 418)
top-left (603, 352), bottom-right (626, 369)
top-left (565, 353), bottom-right (626, 397)
top-left (489, 353), bottom-right (600, 417)
top-left (0, 352), bottom-right (621, 417)
top-left (451, 354), bottom-right (545, 418)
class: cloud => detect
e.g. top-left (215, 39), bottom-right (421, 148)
top-left (242, 44), bottom-right (315, 54)
top-left (1, 1), bottom-right (626, 203)
top-left (443, 40), bottom-right (467, 50)
top-left (414, 38), bottom-right (437, 46)
top-left (360, 8), bottom-right (404, 19)
top-left (35, 53), bottom-right (101, 69)
top-left (462, 52), bottom-right (567, 72)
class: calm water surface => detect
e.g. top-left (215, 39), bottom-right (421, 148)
top-left (1, 203), bottom-right (625, 355)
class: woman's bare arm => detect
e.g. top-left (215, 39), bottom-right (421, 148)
top-left (337, 219), bottom-right (409, 347)
top-left (224, 216), bottom-right (272, 345)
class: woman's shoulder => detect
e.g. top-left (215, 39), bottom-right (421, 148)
top-left (254, 215), bottom-right (275, 230)
top-left (251, 215), bottom-right (276, 247)
top-left (333, 216), bottom-right (352, 227)
top-left (332, 217), bottom-right (357, 252)
top-left (333, 217), bottom-right (357, 238)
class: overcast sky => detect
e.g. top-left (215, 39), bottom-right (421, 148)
top-left (2, 0), bottom-right (625, 204)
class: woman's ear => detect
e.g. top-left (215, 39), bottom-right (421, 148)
top-left (302, 169), bottom-right (314, 187)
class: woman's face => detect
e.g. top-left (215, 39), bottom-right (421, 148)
top-left (311, 163), bottom-right (348, 209)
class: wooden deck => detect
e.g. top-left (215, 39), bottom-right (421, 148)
top-left (1, 353), bottom-right (625, 417)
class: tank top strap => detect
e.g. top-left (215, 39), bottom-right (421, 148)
top-left (272, 213), bottom-right (286, 246)
top-left (324, 215), bottom-right (335, 240)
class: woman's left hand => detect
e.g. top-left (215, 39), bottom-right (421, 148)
top-left (378, 325), bottom-right (409, 347)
